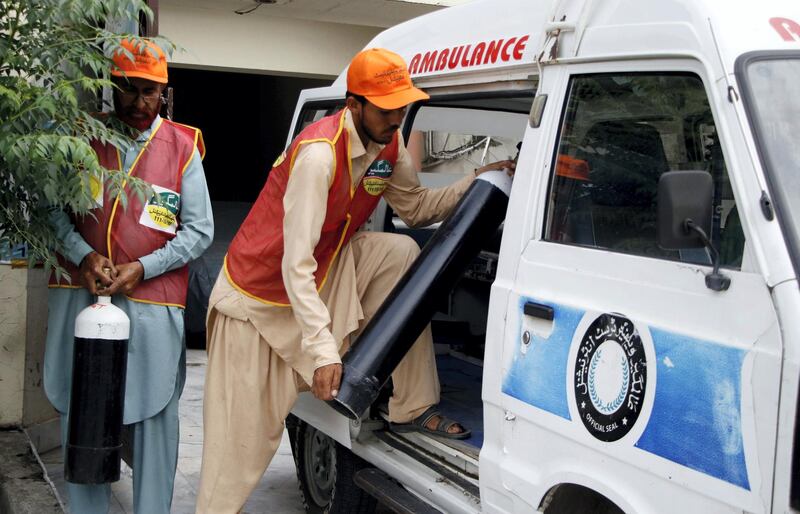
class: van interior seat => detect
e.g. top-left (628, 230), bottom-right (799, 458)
top-left (574, 119), bottom-right (676, 258)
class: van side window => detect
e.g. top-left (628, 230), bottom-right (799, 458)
top-left (409, 100), bottom-right (530, 175)
top-left (293, 103), bottom-right (345, 138)
top-left (544, 73), bottom-right (744, 268)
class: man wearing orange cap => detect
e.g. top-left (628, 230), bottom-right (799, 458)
top-left (45, 39), bottom-right (213, 513)
top-left (195, 47), bottom-right (513, 513)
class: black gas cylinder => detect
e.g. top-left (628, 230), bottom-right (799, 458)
top-left (65, 295), bottom-right (129, 484)
top-left (330, 170), bottom-right (512, 420)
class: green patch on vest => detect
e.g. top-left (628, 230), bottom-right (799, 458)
top-left (365, 159), bottom-right (393, 179)
top-left (363, 159), bottom-right (392, 196)
top-left (140, 186), bottom-right (180, 233)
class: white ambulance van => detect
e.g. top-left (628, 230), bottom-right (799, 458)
top-left (284, 0), bottom-right (800, 512)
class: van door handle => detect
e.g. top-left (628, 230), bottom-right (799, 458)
top-left (523, 301), bottom-right (554, 321)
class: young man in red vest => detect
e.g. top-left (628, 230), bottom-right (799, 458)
top-left (45, 39), bottom-right (213, 513)
top-left (196, 48), bottom-right (514, 513)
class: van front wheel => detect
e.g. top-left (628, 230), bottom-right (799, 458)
top-left (288, 415), bottom-right (377, 514)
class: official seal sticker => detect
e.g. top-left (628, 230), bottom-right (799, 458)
top-left (574, 313), bottom-right (647, 442)
top-left (139, 184), bottom-right (180, 234)
top-left (362, 159), bottom-right (392, 196)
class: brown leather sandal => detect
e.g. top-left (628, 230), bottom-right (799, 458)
top-left (389, 405), bottom-right (471, 440)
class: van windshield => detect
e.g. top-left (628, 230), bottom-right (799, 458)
top-left (739, 53), bottom-right (800, 275)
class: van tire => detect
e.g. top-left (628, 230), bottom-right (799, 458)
top-left (287, 415), bottom-right (377, 514)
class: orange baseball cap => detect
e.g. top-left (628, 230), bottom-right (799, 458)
top-left (111, 39), bottom-right (168, 84)
top-left (556, 154), bottom-right (590, 181)
top-left (347, 48), bottom-right (429, 110)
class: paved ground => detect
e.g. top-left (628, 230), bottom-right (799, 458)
top-left (0, 430), bottom-right (62, 513)
top-left (40, 350), bottom-right (305, 514)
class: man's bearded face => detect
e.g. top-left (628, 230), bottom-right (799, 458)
top-left (349, 98), bottom-right (407, 145)
top-left (113, 77), bottom-right (164, 131)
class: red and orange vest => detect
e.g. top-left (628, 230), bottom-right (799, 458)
top-left (48, 118), bottom-right (205, 308)
top-left (225, 109), bottom-right (398, 305)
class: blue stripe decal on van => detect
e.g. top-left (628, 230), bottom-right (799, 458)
top-left (634, 328), bottom-right (749, 490)
top-left (501, 298), bottom-right (583, 420)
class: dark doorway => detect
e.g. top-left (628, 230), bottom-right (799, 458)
top-left (171, 67), bottom-right (331, 348)
top-left (168, 67), bottom-right (330, 202)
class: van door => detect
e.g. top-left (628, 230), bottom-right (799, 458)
top-left (494, 64), bottom-right (781, 513)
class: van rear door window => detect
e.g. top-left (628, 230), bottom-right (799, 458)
top-left (293, 102), bottom-right (345, 138)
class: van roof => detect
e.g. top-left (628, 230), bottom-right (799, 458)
top-left (331, 0), bottom-right (800, 88)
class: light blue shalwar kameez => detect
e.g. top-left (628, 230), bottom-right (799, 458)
top-left (44, 116), bottom-right (214, 514)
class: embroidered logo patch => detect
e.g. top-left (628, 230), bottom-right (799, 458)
top-left (139, 185), bottom-right (180, 234)
top-left (363, 159), bottom-right (392, 196)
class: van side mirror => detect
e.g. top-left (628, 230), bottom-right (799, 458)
top-left (658, 171), bottom-right (712, 249)
top-left (657, 171), bottom-right (730, 292)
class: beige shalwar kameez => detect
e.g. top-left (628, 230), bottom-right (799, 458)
top-left (196, 110), bottom-right (474, 514)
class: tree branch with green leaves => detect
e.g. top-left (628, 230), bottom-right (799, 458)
top-left (0, 0), bottom-right (173, 276)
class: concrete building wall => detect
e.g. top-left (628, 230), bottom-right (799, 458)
top-left (0, 266), bottom-right (27, 426)
top-left (159, 4), bottom-right (381, 76)
top-left (0, 266), bottom-right (56, 429)
top-left (23, 269), bottom-right (53, 427)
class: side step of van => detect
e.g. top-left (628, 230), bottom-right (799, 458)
top-left (353, 467), bottom-right (443, 514)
